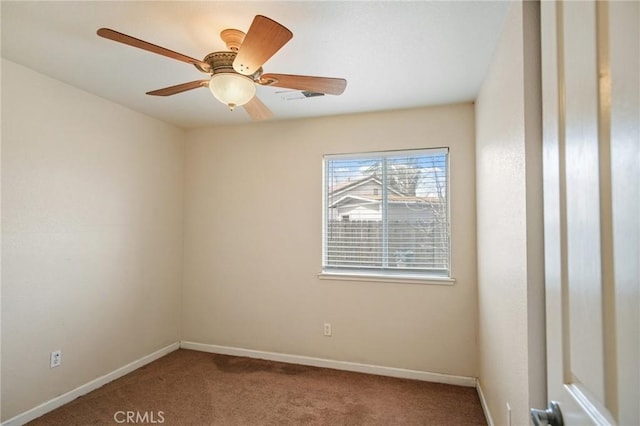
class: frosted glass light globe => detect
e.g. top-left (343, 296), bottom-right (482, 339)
top-left (209, 73), bottom-right (256, 110)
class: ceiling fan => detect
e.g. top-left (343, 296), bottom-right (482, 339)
top-left (97, 15), bottom-right (347, 121)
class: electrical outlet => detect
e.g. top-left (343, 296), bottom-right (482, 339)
top-left (323, 323), bottom-right (332, 337)
top-left (50, 350), bottom-right (62, 368)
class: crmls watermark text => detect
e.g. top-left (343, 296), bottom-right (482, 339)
top-left (113, 411), bottom-right (165, 424)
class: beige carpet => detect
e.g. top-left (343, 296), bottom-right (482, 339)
top-left (28, 349), bottom-right (487, 425)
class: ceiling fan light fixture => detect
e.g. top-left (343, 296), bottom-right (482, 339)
top-left (209, 73), bottom-right (256, 110)
top-left (97, 15), bottom-right (346, 120)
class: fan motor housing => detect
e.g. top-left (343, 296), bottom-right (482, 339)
top-left (195, 52), bottom-right (262, 80)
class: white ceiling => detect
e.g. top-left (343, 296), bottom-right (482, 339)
top-left (1, 1), bottom-right (510, 129)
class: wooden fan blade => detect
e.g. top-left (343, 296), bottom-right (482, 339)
top-left (233, 16), bottom-right (293, 75)
top-left (242, 96), bottom-right (273, 121)
top-left (146, 80), bottom-right (209, 96)
top-left (259, 73), bottom-right (347, 95)
top-left (97, 28), bottom-right (211, 72)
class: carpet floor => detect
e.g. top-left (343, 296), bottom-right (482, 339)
top-left (28, 349), bottom-right (487, 425)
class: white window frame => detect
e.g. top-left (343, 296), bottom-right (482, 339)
top-left (319, 148), bottom-right (454, 285)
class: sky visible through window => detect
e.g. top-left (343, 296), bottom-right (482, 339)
top-left (327, 152), bottom-right (447, 198)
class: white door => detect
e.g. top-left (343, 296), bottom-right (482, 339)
top-left (539, 0), bottom-right (639, 425)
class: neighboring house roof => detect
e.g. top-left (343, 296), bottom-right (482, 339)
top-left (328, 195), bottom-right (379, 209)
top-left (329, 175), bottom-right (405, 198)
top-left (328, 194), bottom-right (443, 209)
top-left (329, 175), bottom-right (443, 210)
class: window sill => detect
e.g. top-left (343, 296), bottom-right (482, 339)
top-left (317, 271), bottom-right (456, 286)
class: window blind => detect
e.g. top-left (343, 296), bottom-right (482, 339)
top-left (323, 148), bottom-right (450, 278)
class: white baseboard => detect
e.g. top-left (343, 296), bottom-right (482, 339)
top-left (180, 341), bottom-right (477, 388)
top-left (2, 342), bottom-right (180, 426)
top-left (476, 380), bottom-right (495, 426)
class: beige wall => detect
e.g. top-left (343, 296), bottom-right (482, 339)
top-left (475, 2), bottom-right (544, 425)
top-left (4, 41), bottom-right (538, 422)
top-left (182, 104), bottom-right (478, 376)
top-left (1, 60), bottom-right (185, 420)
top-left (1, 60), bottom-right (479, 420)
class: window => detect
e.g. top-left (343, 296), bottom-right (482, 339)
top-left (322, 148), bottom-right (450, 280)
